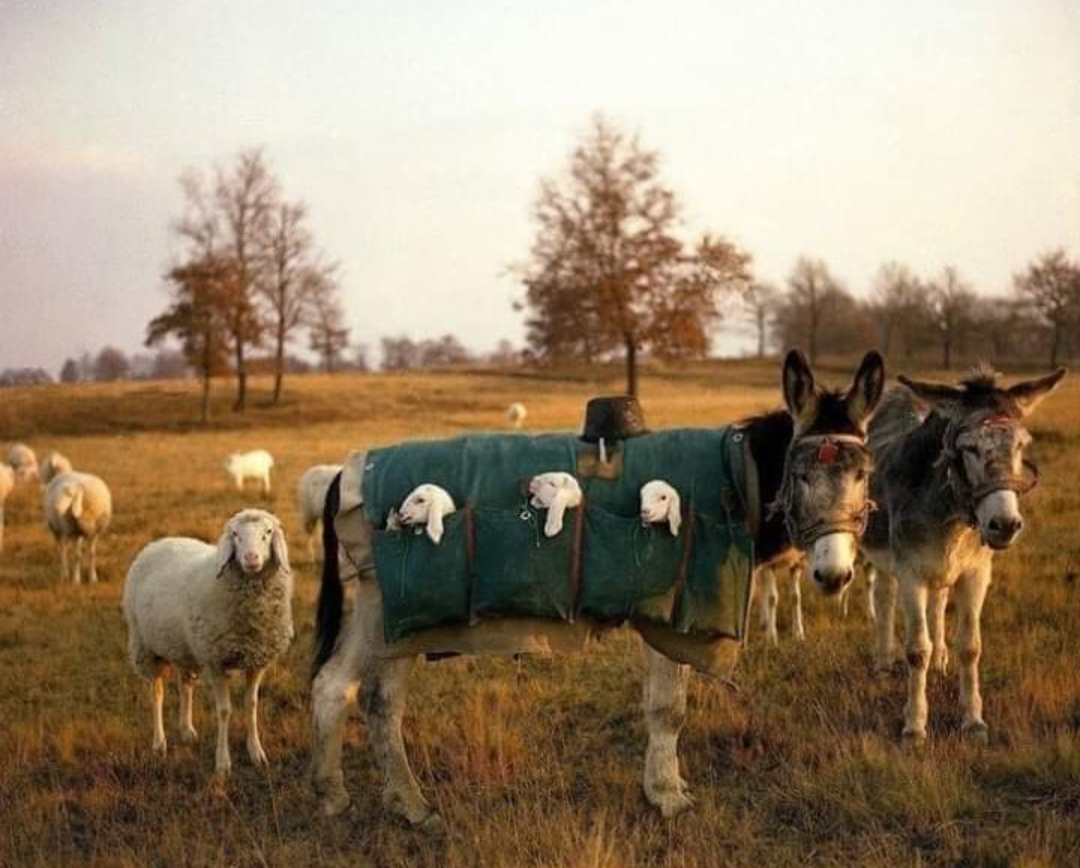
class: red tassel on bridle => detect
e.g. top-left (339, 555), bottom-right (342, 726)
top-left (817, 439), bottom-right (840, 464)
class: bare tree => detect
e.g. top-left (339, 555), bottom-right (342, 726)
top-left (743, 282), bottom-right (780, 358)
top-left (93, 346), bottom-right (130, 382)
top-left (60, 358), bottom-right (80, 384)
top-left (518, 116), bottom-right (751, 395)
top-left (783, 258), bottom-right (847, 363)
top-left (1014, 249), bottom-right (1080, 367)
top-left (928, 266), bottom-right (977, 369)
top-left (258, 200), bottom-right (317, 403)
top-left (868, 262), bottom-right (931, 359)
top-left (307, 269), bottom-right (350, 373)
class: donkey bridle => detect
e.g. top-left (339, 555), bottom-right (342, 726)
top-left (937, 415), bottom-right (1039, 527)
top-left (769, 433), bottom-right (876, 549)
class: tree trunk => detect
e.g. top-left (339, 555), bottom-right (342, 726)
top-left (272, 319), bottom-right (286, 404)
top-left (943, 332), bottom-right (952, 369)
top-left (233, 337), bottom-right (247, 412)
top-left (808, 309), bottom-right (819, 365)
top-left (1051, 321), bottom-right (1061, 368)
top-left (625, 336), bottom-right (638, 397)
top-left (756, 310), bottom-right (767, 359)
top-left (201, 374), bottom-right (212, 423)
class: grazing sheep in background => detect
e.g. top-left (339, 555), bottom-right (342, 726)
top-left (639, 480), bottom-right (682, 536)
top-left (528, 472), bottom-right (583, 537)
top-left (40, 451), bottom-right (73, 486)
top-left (7, 443), bottom-right (39, 483)
top-left (122, 509), bottom-right (294, 774)
top-left (44, 471), bottom-right (112, 583)
top-left (298, 464), bottom-right (342, 561)
top-left (396, 484), bottom-right (456, 544)
top-left (224, 449), bottom-right (274, 494)
top-left (0, 465), bottom-right (13, 553)
top-left (506, 402), bottom-right (528, 429)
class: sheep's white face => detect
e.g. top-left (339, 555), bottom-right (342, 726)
top-left (528, 473), bottom-right (578, 509)
top-left (640, 480), bottom-right (681, 535)
top-left (398, 485), bottom-right (456, 543)
top-left (231, 518), bottom-right (276, 573)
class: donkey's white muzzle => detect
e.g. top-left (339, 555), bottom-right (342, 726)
top-left (808, 532), bottom-right (857, 595)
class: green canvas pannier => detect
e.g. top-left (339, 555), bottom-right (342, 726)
top-left (362, 429), bottom-right (754, 644)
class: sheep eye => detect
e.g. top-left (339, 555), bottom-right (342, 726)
top-left (660, 495), bottom-right (668, 501)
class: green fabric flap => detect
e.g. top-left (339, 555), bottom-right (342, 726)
top-left (363, 428), bottom-right (754, 645)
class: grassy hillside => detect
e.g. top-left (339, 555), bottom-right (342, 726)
top-left (1, 362), bottom-right (1078, 867)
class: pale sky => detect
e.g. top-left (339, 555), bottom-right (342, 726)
top-left (1, 0), bottom-right (1077, 374)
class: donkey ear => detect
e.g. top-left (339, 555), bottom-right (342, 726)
top-left (215, 526), bottom-right (235, 576)
top-left (897, 375), bottom-right (966, 416)
top-left (666, 489), bottom-right (682, 537)
top-left (845, 350), bottom-right (886, 428)
top-left (1008, 368), bottom-right (1066, 417)
top-left (782, 349), bottom-right (818, 426)
top-left (271, 522), bottom-right (291, 572)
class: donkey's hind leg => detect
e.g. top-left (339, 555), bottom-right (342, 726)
top-left (363, 656), bottom-right (441, 831)
top-left (872, 567), bottom-right (898, 673)
top-left (642, 646), bottom-right (693, 818)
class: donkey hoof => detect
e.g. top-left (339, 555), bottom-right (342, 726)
top-left (901, 728), bottom-right (928, 748)
top-left (320, 791), bottom-right (352, 818)
top-left (416, 810), bottom-right (446, 836)
top-left (178, 727), bottom-right (198, 745)
top-left (962, 721), bottom-right (989, 744)
top-left (649, 785), bottom-right (695, 819)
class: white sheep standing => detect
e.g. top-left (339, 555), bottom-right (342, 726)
top-left (40, 451), bottom-right (73, 486)
top-left (506, 402), bottom-right (528, 429)
top-left (639, 480), bottom-right (682, 536)
top-left (298, 464), bottom-right (342, 560)
top-left (44, 471), bottom-right (113, 583)
top-left (7, 443), bottom-right (39, 483)
top-left (528, 472), bottom-right (583, 537)
top-left (0, 464), bottom-right (13, 554)
top-left (122, 509), bottom-right (294, 774)
top-left (394, 484), bottom-right (456, 544)
top-left (224, 449), bottom-right (274, 494)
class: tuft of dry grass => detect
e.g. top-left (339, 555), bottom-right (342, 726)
top-left (1, 363), bottom-right (1078, 867)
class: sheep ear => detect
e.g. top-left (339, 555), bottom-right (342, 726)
top-left (215, 527), bottom-right (235, 576)
top-left (667, 491), bottom-right (682, 537)
top-left (426, 506), bottom-right (445, 545)
top-left (69, 486), bottom-right (84, 519)
top-left (271, 523), bottom-right (291, 572)
top-left (544, 489), bottom-right (572, 537)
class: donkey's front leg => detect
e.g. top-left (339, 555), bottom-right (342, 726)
top-left (954, 563), bottom-right (991, 741)
top-left (928, 586), bottom-right (950, 674)
top-left (363, 656), bottom-right (441, 831)
top-left (642, 646), bottom-right (693, 818)
top-left (872, 568), bottom-right (898, 672)
top-left (899, 576), bottom-right (932, 742)
top-left (311, 655), bottom-right (361, 817)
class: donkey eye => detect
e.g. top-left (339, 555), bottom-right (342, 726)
top-left (855, 469), bottom-right (867, 482)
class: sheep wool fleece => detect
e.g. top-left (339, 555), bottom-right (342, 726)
top-left (360, 430), bottom-right (754, 645)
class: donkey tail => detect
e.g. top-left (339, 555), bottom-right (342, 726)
top-left (312, 471), bottom-right (344, 678)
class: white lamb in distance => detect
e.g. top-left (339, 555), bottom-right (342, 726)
top-left (224, 450), bottom-right (274, 494)
top-left (529, 472), bottom-right (583, 537)
top-left (0, 464), bottom-right (13, 554)
top-left (44, 471), bottom-right (113, 583)
top-left (7, 443), bottom-right (39, 483)
top-left (298, 464), bottom-right (343, 561)
top-left (394, 484), bottom-right (456, 544)
top-left (40, 451), bottom-right (73, 486)
top-left (122, 509), bottom-right (294, 775)
top-left (506, 402), bottom-right (528, 429)
top-left (640, 480), bottom-right (682, 536)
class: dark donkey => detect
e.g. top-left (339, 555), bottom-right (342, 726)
top-left (311, 350), bottom-right (885, 827)
top-left (863, 365), bottom-right (1066, 742)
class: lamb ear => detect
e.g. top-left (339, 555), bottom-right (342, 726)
top-left (271, 522), bottom-right (291, 572)
top-left (544, 489), bottom-right (572, 537)
top-left (897, 375), bottom-right (966, 416)
top-left (666, 490), bottom-right (682, 537)
top-left (425, 505), bottom-right (445, 545)
top-left (782, 349), bottom-right (818, 428)
top-left (1008, 367), bottom-right (1066, 417)
top-left (845, 350), bottom-right (886, 428)
top-left (215, 526), bottom-right (235, 576)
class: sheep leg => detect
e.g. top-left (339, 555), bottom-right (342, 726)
top-left (263, 474), bottom-right (271, 496)
top-left (865, 565), bottom-right (877, 623)
top-left (838, 581), bottom-right (850, 618)
top-left (790, 565), bottom-right (805, 641)
top-left (642, 645), bottom-right (694, 818)
top-left (58, 538), bottom-right (69, 583)
top-left (207, 672), bottom-right (233, 775)
top-left (152, 676), bottom-right (167, 754)
top-left (364, 657), bottom-right (441, 831)
top-left (244, 667), bottom-right (268, 766)
top-left (72, 537), bottom-right (84, 585)
top-left (929, 586), bottom-right (950, 674)
top-left (760, 568), bottom-right (779, 646)
top-left (87, 536), bottom-right (99, 584)
top-left (178, 673), bottom-right (198, 743)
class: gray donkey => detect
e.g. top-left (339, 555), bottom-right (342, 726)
top-left (863, 365), bottom-right (1065, 742)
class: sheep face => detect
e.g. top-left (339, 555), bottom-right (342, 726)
top-left (398, 484), bottom-right (456, 544)
top-left (528, 472), bottom-right (583, 537)
top-left (640, 480), bottom-right (682, 536)
top-left (217, 510), bottom-right (289, 576)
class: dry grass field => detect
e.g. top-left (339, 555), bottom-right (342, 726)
top-left (1, 361), bottom-right (1078, 868)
